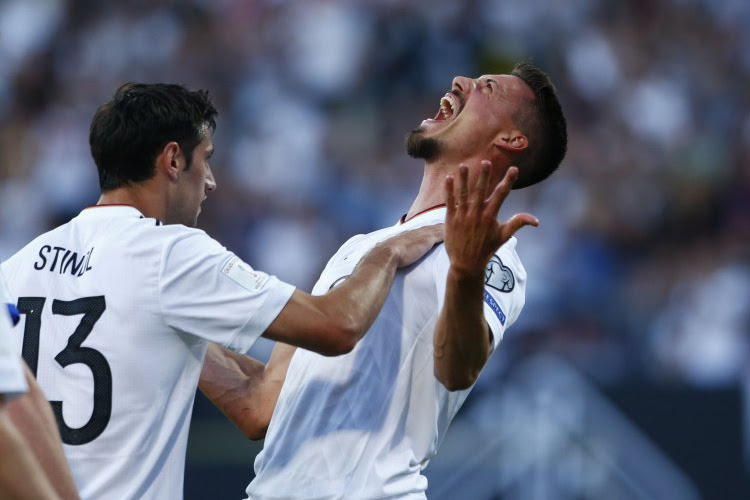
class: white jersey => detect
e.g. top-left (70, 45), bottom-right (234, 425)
top-left (0, 270), bottom-right (27, 400)
top-left (248, 206), bottom-right (526, 500)
top-left (1, 205), bottom-right (295, 500)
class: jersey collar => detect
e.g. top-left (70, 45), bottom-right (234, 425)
top-left (80, 204), bottom-right (146, 218)
top-left (399, 203), bottom-right (446, 225)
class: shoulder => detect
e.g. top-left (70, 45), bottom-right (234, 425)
top-left (1, 227), bottom-right (63, 278)
top-left (335, 233), bottom-right (370, 254)
top-left (123, 218), bottom-right (224, 253)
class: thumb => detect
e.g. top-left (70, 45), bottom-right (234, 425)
top-left (500, 213), bottom-right (539, 241)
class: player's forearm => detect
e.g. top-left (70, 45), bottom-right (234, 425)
top-left (264, 225), bottom-right (442, 355)
top-left (0, 405), bottom-right (60, 500)
top-left (199, 343), bottom-right (294, 440)
top-left (433, 267), bottom-right (491, 391)
top-left (269, 244), bottom-right (400, 355)
top-left (7, 365), bottom-right (79, 500)
top-left (319, 243), bottom-right (400, 346)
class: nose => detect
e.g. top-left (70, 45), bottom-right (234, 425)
top-left (451, 76), bottom-right (475, 93)
top-left (205, 168), bottom-right (217, 192)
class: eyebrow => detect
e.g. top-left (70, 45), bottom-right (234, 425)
top-left (484, 77), bottom-right (507, 95)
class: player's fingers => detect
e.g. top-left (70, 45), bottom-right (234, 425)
top-left (486, 166), bottom-right (518, 217)
top-left (472, 161), bottom-right (491, 207)
top-left (444, 175), bottom-right (456, 216)
top-left (458, 164), bottom-right (469, 208)
top-left (500, 213), bottom-right (539, 241)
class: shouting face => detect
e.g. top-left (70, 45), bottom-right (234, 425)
top-left (406, 73), bottom-right (534, 164)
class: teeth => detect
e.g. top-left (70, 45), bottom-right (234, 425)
top-left (439, 95), bottom-right (456, 119)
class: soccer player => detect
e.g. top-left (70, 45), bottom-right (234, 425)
top-left (1, 270), bottom-right (79, 500)
top-left (211, 61), bottom-right (568, 499)
top-left (0, 82), bottom-right (444, 499)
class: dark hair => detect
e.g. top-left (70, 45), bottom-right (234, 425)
top-left (509, 62), bottom-right (567, 189)
top-left (89, 83), bottom-right (218, 191)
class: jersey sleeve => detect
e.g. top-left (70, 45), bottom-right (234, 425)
top-left (433, 237), bottom-right (526, 352)
top-left (480, 238), bottom-right (526, 350)
top-left (158, 230), bottom-right (295, 353)
top-left (0, 270), bottom-right (28, 400)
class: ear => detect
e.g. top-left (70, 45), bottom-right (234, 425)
top-left (493, 130), bottom-right (528, 154)
top-left (156, 142), bottom-right (184, 183)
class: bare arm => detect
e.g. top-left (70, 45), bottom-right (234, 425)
top-left (6, 363), bottom-right (79, 499)
top-left (199, 342), bottom-right (295, 440)
top-left (262, 223), bottom-right (444, 356)
top-left (0, 397), bottom-right (62, 500)
top-left (434, 164), bottom-right (537, 391)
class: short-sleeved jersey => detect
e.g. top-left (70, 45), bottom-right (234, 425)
top-left (1, 205), bottom-right (295, 500)
top-left (0, 270), bottom-right (27, 400)
top-left (248, 206), bottom-right (526, 500)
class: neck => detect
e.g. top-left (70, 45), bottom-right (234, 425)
top-left (97, 182), bottom-right (167, 222)
top-left (405, 152), bottom-right (486, 221)
top-left (404, 163), bottom-right (448, 222)
top-left (404, 155), bottom-right (510, 222)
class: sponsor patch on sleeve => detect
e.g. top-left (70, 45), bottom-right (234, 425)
top-left (221, 256), bottom-right (270, 291)
top-left (483, 290), bottom-right (506, 326)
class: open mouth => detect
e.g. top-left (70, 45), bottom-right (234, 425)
top-left (433, 91), bottom-right (462, 121)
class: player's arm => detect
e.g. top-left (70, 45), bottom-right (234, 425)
top-left (0, 394), bottom-right (63, 500)
top-left (261, 223), bottom-right (444, 356)
top-left (433, 163), bottom-right (537, 391)
top-left (7, 363), bottom-right (80, 500)
top-left (199, 341), bottom-right (294, 440)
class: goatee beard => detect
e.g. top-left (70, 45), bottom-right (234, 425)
top-left (405, 129), bottom-right (440, 161)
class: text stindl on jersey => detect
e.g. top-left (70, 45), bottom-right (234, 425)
top-left (34, 245), bottom-right (94, 277)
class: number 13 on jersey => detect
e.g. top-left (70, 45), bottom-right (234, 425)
top-left (17, 296), bottom-right (111, 445)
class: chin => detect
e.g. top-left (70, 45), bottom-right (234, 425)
top-left (405, 130), bottom-right (441, 161)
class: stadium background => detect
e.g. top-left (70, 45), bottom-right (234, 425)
top-left (1, 0), bottom-right (748, 498)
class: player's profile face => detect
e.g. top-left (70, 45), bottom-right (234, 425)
top-left (170, 132), bottom-right (216, 227)
top-left (407, 73), bottom-right (532, 161)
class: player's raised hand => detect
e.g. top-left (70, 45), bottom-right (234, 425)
top-left (379, 223), bottom-right (444, 268)
top-left (444, 161), bottom-right (538, 277)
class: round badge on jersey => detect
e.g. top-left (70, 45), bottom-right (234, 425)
top-left (484, 256), bottom-right (514, 293)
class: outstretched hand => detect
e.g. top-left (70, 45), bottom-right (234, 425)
top-left (444, 161), bottom-right (538, 277)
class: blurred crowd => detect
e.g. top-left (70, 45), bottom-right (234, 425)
top-left (0, 0), bottom-right (748, 395)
